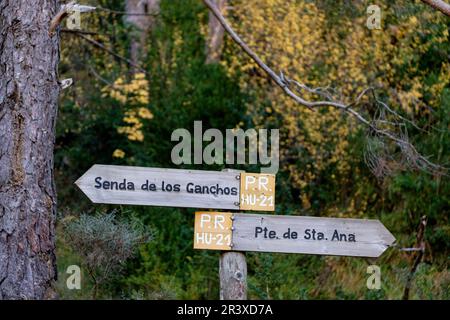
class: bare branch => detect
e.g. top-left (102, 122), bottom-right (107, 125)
top-left (49, 2), bottom-right (97, 36)
top-left (60, 28), bottom-right (102, 36)
top-left (75, 33), bottom-right (149, 75)
top-left (87, 65), bottom-right (114, 87)
top-left (421, 0), bottom-right (450, 17)
top-left (97, 6), bottom-right (160, 17)
top-left (50, 2), bottom-right (160, 36)
top-left (203, 0), bottom-right (447, 177)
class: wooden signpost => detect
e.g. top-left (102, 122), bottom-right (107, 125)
top-left (75, 164), bottom-right (396, 300)
top-left (75, 165), bottom-right (275, 211)
top-left (194, 212), bottom-right (396, 258)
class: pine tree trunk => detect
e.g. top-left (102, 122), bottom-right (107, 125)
top-left (0, 0), bottom-right (60, 299)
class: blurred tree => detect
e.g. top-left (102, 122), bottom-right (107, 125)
top-left (205, 0), bottom-right (227, 64)
top-left (125, 0), bottom-right (160, 72)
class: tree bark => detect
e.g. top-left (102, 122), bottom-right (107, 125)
top-left (125, 0), bottom-right (159, 73)
top-left (0, 0), bottom-right (60, 299)
top-left (206, 0), bottom-right (227, 64)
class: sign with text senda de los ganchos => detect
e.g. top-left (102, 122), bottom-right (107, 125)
top-left (194, 212), bottom-right (396, 258)
top-left (75, 165), bottom-right (275, 211)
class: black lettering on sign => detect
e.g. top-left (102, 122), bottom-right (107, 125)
top-left (252, 227), bottom-right (358, 242)
top-left (255, 227), bottom-right (263, 238)
top-left (141, 180), bottom-right (157, 191)
top-left (95, 177), bottom-right (102, 189)
top-left (283, 228), bottom-right (298, 239)
top-left (304, 229), bottom-right (325, 240)
top-left (331, 230), bottom-right (356, 242)
top-left (94, 177), bottom-right (135, 191)
top-left (185, 183), bottom-right (238, 196)
top-left (254, 227), bottom-right (277, 239)
top-left (160, 181), bottom-right (181, 192)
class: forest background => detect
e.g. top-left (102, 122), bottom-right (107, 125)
top-left (55, 0), bottom-right (449, 300)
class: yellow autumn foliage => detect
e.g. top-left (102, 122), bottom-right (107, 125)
top-left (223, 0), bottom-right (449, 213)
top-left (102, 73), bottom-right (153, 143)
top-left (112, 149), bottom-right (126, 159)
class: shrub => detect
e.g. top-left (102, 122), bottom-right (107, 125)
top-left (63, 212), bottom-right (153, 298)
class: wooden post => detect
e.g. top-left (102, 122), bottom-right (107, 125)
top-left (219, 252), bottom-right (247, 300)
top-left (219, 169), bottom-right (247, 300)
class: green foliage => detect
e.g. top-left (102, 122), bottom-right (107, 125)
top-left (55, 0), bottom-right (449, 300)
top-left (115, 207), bottom-right (221, 299)
top-left (61, 211), bottom-right (152, 298)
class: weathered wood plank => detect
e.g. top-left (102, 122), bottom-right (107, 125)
top-left (232, 214), bottom-right (396, 258)
top-left (75, 164), bottom-right (240, 209)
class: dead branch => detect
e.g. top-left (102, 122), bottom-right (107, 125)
top-left (60, 28), bottom-right (102, 36)
top-left (75, 33), bottom-right (148, 75)
top-left (87, 65), bottom-right (114, 87)
top-left (50, 2), bottom-right (160, 36)
top-left (49, 2), bottom-right (97, 36)
top-left (49, 4), bottom-right (71, 36)
top-left (421, 0), bottom-right (450, 17)
top-left (97, 6), bottom-right (160, 17)
top-left (203, 0), bottom-right (447, 178)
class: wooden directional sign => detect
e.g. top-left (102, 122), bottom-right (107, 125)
top-left (75, 165), bottom-right (275, 211)
top-left (194, 212), bottom-right (396, 258)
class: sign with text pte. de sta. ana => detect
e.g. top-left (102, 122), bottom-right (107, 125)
top-left (193, 212), bottom-right (396, 258)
